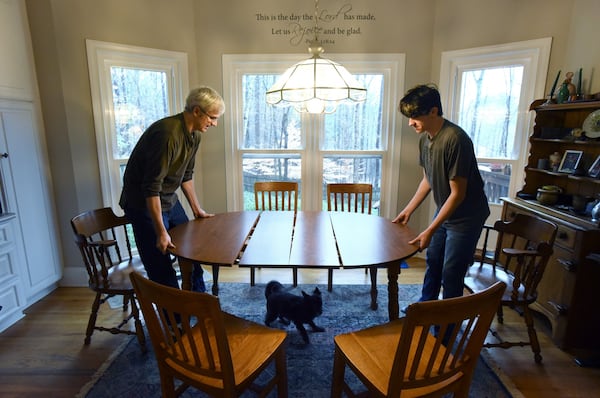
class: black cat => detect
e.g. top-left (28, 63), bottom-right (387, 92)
top-left (264, 280), bottom-right (324, 343)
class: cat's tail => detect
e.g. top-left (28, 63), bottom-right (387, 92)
top-left (265, 280), bottom-right (283, 299)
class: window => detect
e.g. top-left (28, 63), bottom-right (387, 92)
top-left (439, 38), bottom-right (551, 217)
top-left (86, 40), bottom-right (188, 212)
top-left (223, 54), bottom-right (405, 217)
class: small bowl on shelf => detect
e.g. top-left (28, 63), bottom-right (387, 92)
top-left (536, 186), bottom-right (562, 205)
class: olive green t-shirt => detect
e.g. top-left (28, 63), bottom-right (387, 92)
top-left (119, 113), bottom-right (201, 211)
top-left (418, 119), bottom-right (489, 223)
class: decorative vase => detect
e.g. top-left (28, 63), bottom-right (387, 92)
top-left (556, 82), bottom-right (570, 104)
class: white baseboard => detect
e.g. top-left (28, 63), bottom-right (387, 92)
top-left (0, 310), bottom-right (24, 334)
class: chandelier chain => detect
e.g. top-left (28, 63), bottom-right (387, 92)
top-left (314, 0), bottom-right (319, 40)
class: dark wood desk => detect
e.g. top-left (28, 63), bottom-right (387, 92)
top-left (169, 211), bottom-right (418, 320)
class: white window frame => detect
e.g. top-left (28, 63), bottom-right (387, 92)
top-left (86, 40), bottom-right (189, 212)
top-left (439, 38), bottom-right (551, 219)
top-left (222, 53), bottom-right (405, 217)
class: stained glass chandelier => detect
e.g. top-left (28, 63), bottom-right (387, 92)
top-left (266, 0), bottom-right (367, 114)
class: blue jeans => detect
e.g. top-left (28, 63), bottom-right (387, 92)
top-left (420, 216), bottom-right (485, 302)
top-left (124, 201), bottom-right (205, 292)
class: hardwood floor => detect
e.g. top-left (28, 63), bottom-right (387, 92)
top-left (1, 258), bottom-right (599, 397)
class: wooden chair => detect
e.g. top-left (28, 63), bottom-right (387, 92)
top-left (252, 181), bottom-right (299, 286)
top-left (70, 207), bottom-right (146, 351)
top-left (326, 183), bottom-right (373, 292)
top-left (464, 213), bottom-right (558, 363)
top-left (331, 281), bottom-right (506, 398)
top-left (473, 222), bottom-right (496, 267)
top-left (129, 271), bottom-right (288, 398)
top-left (254, 181), bottom-right (298, 212)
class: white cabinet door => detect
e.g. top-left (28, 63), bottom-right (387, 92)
top-left (0, 100), bottom-right (61, 303)
top-left (0, 214), bottom-right (27, 332)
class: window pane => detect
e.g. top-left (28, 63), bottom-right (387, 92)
top-left (322, 156), bottom-right (381, 214)
top-left (242, 155), bottom-right (301, 210)
top-left (111, 67), bottom-right (169, 158)
top-left (479, 162), bottom-right (511, 205)
top-left (458, 67), bottom-right (523, 159)
top-left (323, 74), bottom-right (384, 151)
top-left (241, 74), bottom-right (302, 150)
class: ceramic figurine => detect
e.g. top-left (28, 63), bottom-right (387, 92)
top-left (549, 151), bottom-right (562, 171)
top-left (556, 72), bottom-right (576, 104)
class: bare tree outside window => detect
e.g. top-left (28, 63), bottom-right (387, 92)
top-left (111, 67), bottom-right (169, 159)
top-left (457, 66), bottom-right (523, 204)
top-left (240, 74), bottom-right (384, 213)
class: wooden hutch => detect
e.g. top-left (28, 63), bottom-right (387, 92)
top-left (501, 99), bottom-right (600, 358)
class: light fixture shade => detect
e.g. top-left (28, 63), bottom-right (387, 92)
top-left (266, 54), bottom-right (367, 114)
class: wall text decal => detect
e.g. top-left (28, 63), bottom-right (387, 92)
top-left (255, 3), bottom-right (375, 46)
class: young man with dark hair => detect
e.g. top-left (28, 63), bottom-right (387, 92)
top-left (394, 84), bottom-right (489, 305)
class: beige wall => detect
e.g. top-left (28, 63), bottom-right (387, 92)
top-left (24, 0), bottom-right (599, 277)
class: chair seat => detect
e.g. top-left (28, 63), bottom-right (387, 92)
top-left (465, 264), bottom-right (536, 304)
top-left (94, 258), bottom-right (146, 292)
top-left (165, 312), bottom-right (287, 391)
top-left (335, 320), bottom-right (462, 397)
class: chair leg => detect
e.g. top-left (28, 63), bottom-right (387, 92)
top-left (85, 292), bottom-right (102, 345)
top-left (293, 268), bottom-right (298, 287)
top-left (129, 294), bottom-right (146, 353)
top-left (122, 295), bottom-right (129, 312)
top-left (496, 305), bottom-right (504, 324)
top-left (159, 365), bottom-right (177, 398)
top-left (453, 380), bottom-right (472, 398)
top-left (331, 345), bottom-right (346, 398)
top-left (523, 305), bottom-right (543, 363)
top-left (250, 267), bottom-right (255, 286)
top-left (328, 269), bottom-right (333, 292)
top-left (275, 346), bottom-right (288, 397)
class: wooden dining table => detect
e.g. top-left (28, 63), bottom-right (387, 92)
top-left (169, 210), bottom-right (419, 320)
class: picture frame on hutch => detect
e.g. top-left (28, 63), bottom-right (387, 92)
top-left (588, 154), bottom-right (600, 178)
top-left (558, 150), bottom-right (583, 173)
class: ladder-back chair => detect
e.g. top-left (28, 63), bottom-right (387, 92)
top-left (464, 213), bottom-right (557, 363)
top-left (70, 207), bottom-right (146, 351)
top-left (331, 282), bottom-right (506, 397)
top-left (130, 271), bottom-right (288, 397)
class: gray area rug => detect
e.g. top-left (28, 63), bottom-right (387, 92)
top-left (78, 283), bottom-right (512, 397)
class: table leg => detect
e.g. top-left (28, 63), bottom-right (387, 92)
top-left (178, 257), bottom-right (193, 291)
top-left (387, 262), bottom-right (401, 321)
top-left (369, 267), bottom-right (378, 310)
top-left (211, 265), bottom-right (220, 296)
